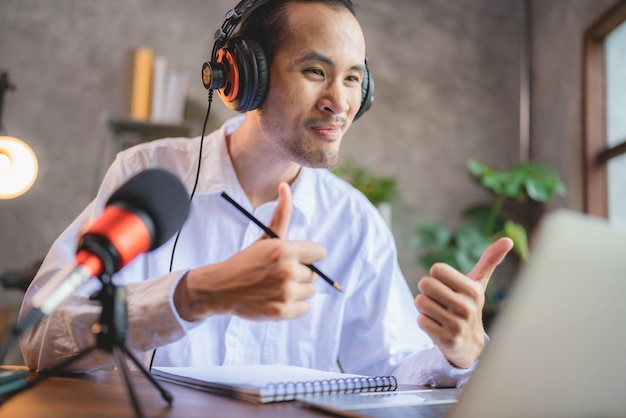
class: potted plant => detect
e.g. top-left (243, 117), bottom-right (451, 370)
top-left (332, 158), bottom-right (398, 224)
top-left (412, 159), bottom-right (566, 322)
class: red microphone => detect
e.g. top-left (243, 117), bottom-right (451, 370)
top-left (15, 169), bottom-right (190, 336)
top-left (74, 204), bottom-right (153, 279)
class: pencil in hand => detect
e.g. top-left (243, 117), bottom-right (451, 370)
top-left (220, 192), bottom-right (343, 292)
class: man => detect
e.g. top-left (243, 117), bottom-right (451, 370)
top-left (19, 0), bottom-right (512, 387)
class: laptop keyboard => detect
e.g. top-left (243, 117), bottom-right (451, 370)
top-left (355, 402), bottom-right (452, 418)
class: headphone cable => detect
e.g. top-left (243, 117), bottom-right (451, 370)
top-left (149, 90), bottom-right (214, 372)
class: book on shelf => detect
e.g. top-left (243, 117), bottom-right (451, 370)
top-left (149, 55), bottom-right (167, 122)
top-left (152, 364), bottom-right (398, 404)
top-left (124, 48), bottom-right (189, 123)
top-left (149, 56), bottom-right (189, 123)
top-left (158, 68), bottom-right (189, 123)
top-left (125, 47), bottom-right (154, 120)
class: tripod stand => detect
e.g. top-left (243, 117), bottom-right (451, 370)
top-left (28, 274), bottom-right (174, 418)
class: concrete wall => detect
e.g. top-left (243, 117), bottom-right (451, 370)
top-left (0, 0), bottom-right (615, 297)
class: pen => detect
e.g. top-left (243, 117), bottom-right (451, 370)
top-left (221, 192), bottom-right (343, 292)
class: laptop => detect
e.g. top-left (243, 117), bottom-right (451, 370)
top-left (298, 209), bottom-right (626, 418)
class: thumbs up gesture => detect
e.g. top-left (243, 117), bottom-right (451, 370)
top-left (415, 237), bottom-right (514, 368)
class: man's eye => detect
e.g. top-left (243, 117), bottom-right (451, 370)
top-left (306, 68), bottom-right (324, 77)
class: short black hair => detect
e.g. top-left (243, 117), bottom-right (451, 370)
top-left (239, 0), bottom-right (357, 65)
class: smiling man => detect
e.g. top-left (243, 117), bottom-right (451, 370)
top-left (19, 0), bottom-right (512, 387)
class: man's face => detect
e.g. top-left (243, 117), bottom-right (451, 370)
top-left (256, 2), bottom-right (367, 169)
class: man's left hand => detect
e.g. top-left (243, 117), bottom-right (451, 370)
top-left (415, 237), bottom-right (514, 368)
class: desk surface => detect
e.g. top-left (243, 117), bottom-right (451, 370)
top-left (0, 368), bottom-right (332, 418)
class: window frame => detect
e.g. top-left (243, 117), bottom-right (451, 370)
top-left (583, 0), bottom-right (626, 217)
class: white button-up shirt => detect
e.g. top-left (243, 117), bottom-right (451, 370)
top-left (19, 117), bottom-right (474, 387)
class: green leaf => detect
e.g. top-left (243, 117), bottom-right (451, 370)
top-left (411, 222), bottom-right (452, 252)
top-left (454, 224), bottom-right (487, 250)
top-left (332, 157), bottom-right (398, 205)
top-left (414, 222), bottom-right (492, 274)
top-left (454, 249), bottom-right (479, 274)
top-left (467, 159), bottom-right (487, 177)
top-left (418, 248), bottom-right (461, 272)
top-left (467, 160), bottom-right (567, 203)
top-left (510, 162), bottom-right (567, 202)
top-left (503, 220), bottom-right (529, 260)
top-left (524, 178), bottom-right (549, 201)
top-left (462, 204), bottom-right (505, 234)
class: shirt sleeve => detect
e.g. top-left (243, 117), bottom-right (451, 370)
top-left (390, 336), bottom-right (484, 388)
top-left (17, 157), bottom-right (197, 372)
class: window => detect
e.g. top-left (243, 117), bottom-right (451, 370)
top-left (606, 20), bottom-right (626, 226)
top-left (584, 1), bottom-right (626, 227)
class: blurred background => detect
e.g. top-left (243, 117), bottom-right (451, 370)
top-left (0, 0), bottom-right (624, 362)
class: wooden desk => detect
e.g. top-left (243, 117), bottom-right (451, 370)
top-left (0, 369), bottom-right (329, 418)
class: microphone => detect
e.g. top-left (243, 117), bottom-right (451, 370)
top-left (14, 168), bottom-right (190, 337)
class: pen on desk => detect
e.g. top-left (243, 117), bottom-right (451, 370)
top-left (220, 192), bottom-right (343, 292)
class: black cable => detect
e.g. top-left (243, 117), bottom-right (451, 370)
top-left (167, 90), bottom-right (212, 272)
top-left (149, 90), bottom-right (213, 372)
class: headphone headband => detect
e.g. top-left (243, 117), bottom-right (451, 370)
top-left (211, 0), bottom-right (271, 57)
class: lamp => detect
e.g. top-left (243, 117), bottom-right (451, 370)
top-left (0, 71), bottom-right (38, 199)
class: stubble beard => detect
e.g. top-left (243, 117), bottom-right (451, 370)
top-left (257, 108), bottom-right (344, 169)
top-left (284, 140), bottom-right (340, 169)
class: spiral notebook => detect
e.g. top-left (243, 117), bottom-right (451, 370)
top-left (152, 364), bottom-right (397, 403)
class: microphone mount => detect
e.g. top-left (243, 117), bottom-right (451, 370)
top-left (1, 267), bottom-right (174, 418)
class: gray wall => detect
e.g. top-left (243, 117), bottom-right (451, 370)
top-left (0, 0), bottom-right (616, 296)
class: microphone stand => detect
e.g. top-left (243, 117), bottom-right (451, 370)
top-left (2, 273), bottom-right (173, 418)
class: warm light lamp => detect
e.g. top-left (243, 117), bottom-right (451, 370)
top-left (0, 70), bottom-right (38, 199)
top-left (0, 135), bottom-right (38, 199)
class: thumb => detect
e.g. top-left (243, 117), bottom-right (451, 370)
top-left (263, 182), bottom-right (293, 239)
top-left (467, 237), bottom-right (514, 288)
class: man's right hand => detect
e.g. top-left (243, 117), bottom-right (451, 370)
top-left (173, 183), bottom-right (326, 322)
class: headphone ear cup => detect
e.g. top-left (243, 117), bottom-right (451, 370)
top-left (218, 36), bottom-right (269, 112)
top-left (354, 65), bottom-right (374, 121)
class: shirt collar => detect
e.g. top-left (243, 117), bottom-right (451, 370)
top-left (195, 116), bottom-right (240, 196)
top-left (202, 116), bottom-right (316, 226)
